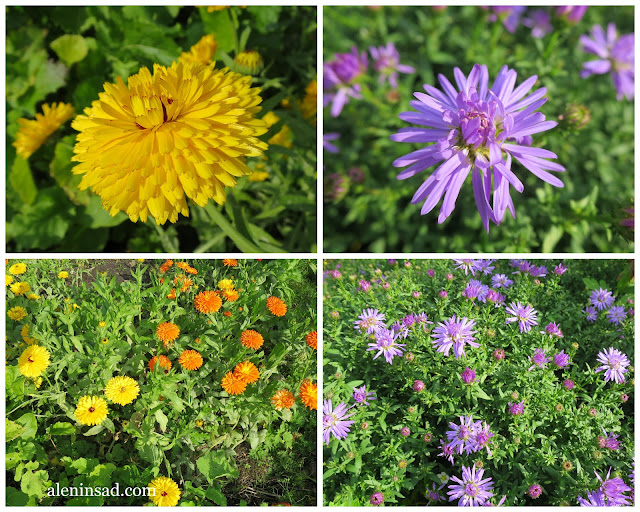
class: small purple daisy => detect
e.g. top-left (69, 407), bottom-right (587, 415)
top-left (447, 465), bottom-right (495, 506)
top-left (322, 399), bottom-right (355, 445)
top-left (370, 492), bottom-right (384, 506)
top-left (369, 42), bottom-right (415, 88)
top-left (367, 328), bottom-right (407, 364)
top-left (527, 483), bottom-right (542, 499)
top-left (583, 305), bottom-right (598, 322)
top-left (590, 288), bottom-right (615, 311)
top-left (323, 47), bottom-right (368, 117)
top-left (401, 427), bottom-right (411, 437)
top-left (354, 308), bottom-right (386, 334)
top-left (432, 315), bottom-right (479, 359)
top-left (553, 350), bottom-right (571, 369)
top-left (563, 379), bottom-right (575, 390)
top-left (595, 467), bottom-right (632, 505)
top-left (528, 348), bottom-right (552, 371)
top-left (352, 385), bottom-right (376, 406)
top-left (413, 380), bottom-right (425, 392)
top-left (453, 259), bottom-right (479, 276)
top-left (508, 400), bottom-right (525, 415)
top-left (491, 274), bottom-right (513, 288)
top-left (505, 302), bottom-right (539, 332)
top-left (438, 439), bottom-right (455, 465)
top-left (461, 367), bottom-right (476, 384)
top-left (475, 260), bottom-right (495, 275)
top-left (542, 321), bottom-right (563, 338)
top-left (606, 306), bottom-right (626, 325)
top-left (553, 263), bottom-right (568, 275)
top-left (595, 347), bottom-right (630, 384)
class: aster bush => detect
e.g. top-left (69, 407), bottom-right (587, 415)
top-left (6, 258), bottom-right (317, 505)
top-left (6, 6), bottom-right (316, 252)
top-left (323, 5), bottom-right (633, 253)
top-left (323, 258), bottom-right (634, 506)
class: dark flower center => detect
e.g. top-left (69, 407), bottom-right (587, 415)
top-left (88, 407), bottom-right (95, 413)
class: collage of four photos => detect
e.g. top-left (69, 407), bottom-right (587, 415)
top-left (4, 3), bottom-right (636, 508)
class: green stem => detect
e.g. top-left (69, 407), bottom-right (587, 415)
top-left (152, 223), bottom-right (178, 253)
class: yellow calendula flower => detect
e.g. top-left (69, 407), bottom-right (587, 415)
top-left (8, 306), bottom-right (27, 321)
top-left (58, 271), bottom-right (69, 279)
top-left (34, 377), bottom-right (43, 389)
top-left (179, 34), bottom-right (218, 66)
top-left (248, 171), bottom-right (270, 182)
top-left (9, 263), bottom-right (27, 275)
top-left (300, 78), bottom-right (317, 120)
top-left (71, 61), bottom-right (269, 225)
top-left (75, 395), bottom-right (109, 426)
top-left (13, 103), bottom-right (75, 159)
top-left (21, 324), bottom-right (37, 345)
top-left (233, 50), bottom-right (264, 75)
top-left (10, 282), bottom-right (30, 296)
top-left (6, 274), bottom-right (14, 286)
top-left (26, 293), bottom-right (41, 300)
top-left (18, 345), bottom-right (50, 378)
top-left (104, 376), bottom-right (140, 405)
top-left (263, 112), bottom-right (293, 149)
top-left (148, 476), bottom-right (181, 506)
top-left (217, 279), bottom-right (234, 291)
top-left (98, 321), bottom-right (106, 327)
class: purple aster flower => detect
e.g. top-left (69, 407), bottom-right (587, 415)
top-left (601, 429), bottom-right (621, 451)
top-left (554, 263), bottom-right (568, 275)
top-left (505, 302), bottom-right (539, 332)
top-left (427, 269), bottom-right (435, 277)
top-left (388, 258), bottom-right (396, 265)
top-left (485, 6), bottom-right (527, 33)
top-left (403, 313), bottom-right (418, 328)
top-left (413, 380), bottom-right (425, 392)
top-left (415, 312), bottom-right (434, 328)
top-left (577, 489), bottom-right (607, 506)
top-left (352, 385), bottom-right (376, 406)
top-left (359, 279), bottom-right (371, 292)
top-left (595, 347), bottom-right (630, 384)
top-left (391, 64), bottom-right (564, 231)
top-left (323, 47), bottom-right (367, 117)
top-left (431, 315), bottom-right (479, 359)
top-left (453, 259), bottom-right (478, 276)
top-left (583, 305), bottom-right (598, 322)
top-left (390, 320), bottom-right (410, 339)
top-left (404, 261), bottom-right (411, 268)
top-left (323, 132), bottom-right (340, 153)
top-left (446, 415), bottom-right (478, 454)
top-left (620, 206), bottom-right (634, 230)
top-left (523, 10), bottom-right (553, 38)
top-left (528, 483), bottom-right (542, 499)
top-left (487, 289), bottom-right (505, 306)
top-left (493, 348), bottom-right (506, 361)
top-left (448, 465), bottom-right (495, 506)
top-left (528, 348), bottom-right (552, 371)
top-left (322, 399), bottom-right (355, 445)
top-left (595, 467), bottom-right (632, 505)
top-left (556, 6), bottom-right (588, 24)
top-left (367, 328), bottom-right (406, 364)
top-left (370, 492), bottom-right (384, 506)
top-left (580, 24), bottom-right (634, 101)
top-left (508, 400), bottom-right (525, 415)
top-left (438, 439), bottom-right (455, 465)
top-left (354, 308), bottom-right (386, 334)
top-left (401, 426), bottom-right (411, 437)
top-left (563, 378), bottom-right (575, 390)
top-left (330, 269), bottom-right (342, 279)
top-left (475, 259), bottom-right (495, 275)
top-left (553, 350), bottom-right (571, 369)
top-left (461, 367), bottom-right (476, 384)
top-left (369, 42), bottom-right (415, 88)
top-left (529, 264), bottom-right (548, 278)
top-left (491, 274), bottom-right (513, 288)
top-left (590, 288), bottom-right (615, 311)
top-left (439, 290), bottom-right (448, 298)
top-left (470, 421), bottom-right (495, 456)
top-left (426, 483), bottom-right (445, 504)
top-left (412, 291), bottom-right (420, 298)
top-left (606, 306), bottom-right (626, 325)
top-left (463, 279), bottom-right (490, 302)
top-left (543, 321), bottom-right (563, 338)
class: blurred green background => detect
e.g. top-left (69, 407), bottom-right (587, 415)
top-left (323, 6), bottom-right (634, 253)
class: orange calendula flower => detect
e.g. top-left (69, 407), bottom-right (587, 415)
top-left (185, 266), bottom-right (198, 275)
top-left (306, 331), bottom-right (318, 350)
top-left (223, 289), bottom-right (239, 302)
top-left (148, 355), bottom-right (172, 372)
top-left (156, 322), bottom-right (180, 344)
top-left (194, 291), bottom-right (222, 314)
top-left (266, 296), bottom-right (287, 317)
top-left (179, 349), bottom-right (203, 370)
top-left (222, 259), bottom-right (238, 267)
top-left (223, 311), bottom-right (232, 317)
top-left (221, 371), bottom-right (247, 395)
top-left (167, 288), bottom-right (177, 299)
top-left (234, 361), bottom-right (259, 384)
top-left (271, 389), bottom-right (295, 410)
top-left (159, 259), bottom-right (173, 273)
top-left (176, 262), bottom-right (189, 270)
top-left (299, 379), bottom-right (317, 410)
top-left (240, 329), bottom-right (264, 350)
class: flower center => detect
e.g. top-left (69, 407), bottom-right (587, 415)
top-left (28, 357), bottom-right (34, 363)
top-left (88, 407), bottom-right (95, 413)
top-left (476, 433), bottom-right (488, 446)
top-left (465, 483), bottom-right (479, 497)
top-left (120, 387), bottom-right (126, 393)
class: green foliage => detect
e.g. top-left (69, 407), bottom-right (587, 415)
top-left (323, 259), bottom-right (634, 506)
top-left (6, 259), bottom-right (317, 505)
top-left (323, 6), bottom-right (634, 253)
top-left (6, 6), bottom-right (317, 253)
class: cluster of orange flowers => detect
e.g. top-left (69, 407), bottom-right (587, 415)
top-left (266, 296), bottom-right (287, 317)
top-left (222, 259), bottom-right (238, 267)
top-left (270, 379), bottom-right (317, 410)
top-left (221, 360), bottom-right (260, 395)
top-left (159, 259), bottom-right (198, 275)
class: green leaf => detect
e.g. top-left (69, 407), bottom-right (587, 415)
top-left (122, 44), bottom-right (177, 67)
top-left (154, 410), bottom-right (168, 433)
top-left (49, 135), bottom-right (91, 206)
top-left (205, 203), bottom-right (266, 252)
top-left (82, 196), bottom-right (129, 229)
top-left (20, 470), bottom-right (50, 498)
top-left (542, 225), bottom-right (564, 253)
top-left (8, 155), bottom-right (38, 207)
top-left (48, 422), bottom-right (75, 436)
top-left (205, 485), bottom-right (227, 506)
top-left (50, 35), bottom-right (89, 66)
top-left (6, 487), bottom-right (29, 506)
top-left (196, 450), bottom-right (239, 483)
top-left (6, 419), bottom-right (26, 442)
top-left (83, 424), bottom-right (105, 436)
top-left (200, 9), bottom-right (235, 53)
top-left (246, 6), bottom-right (283, 33)
top-left (16, 413), bottom-right (38, 439)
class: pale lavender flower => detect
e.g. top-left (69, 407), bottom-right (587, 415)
top-left (505, 302), bottom-right (539, 332)
top-left (367, 328), bottom-right (406, 364)
top-left (590, 288), bottom-right (614, 311)
top-left (553, 350), bottom-right (571, 369)
top-left (475, 259), bottom-right (495, 275)
top-left (580, 24), bottom-right (634, 101)
top-left (529, 265), bottom-right (548, 278)
top-left (486, 6), bottom-right (527, 33)
top-left (323, 133), bottom-right (340, 153)
top-left (432, 315), bottom-right (479, 359)
top-left (554, 263), bottom-right (568, 275)
top-left (543, 321), bottom-right (563, 338)
top-left (446, 415), bottom-right (477, 454)
top-left (470, 421), bottom-right (495, 456)
top-left (583, 305), bottom-right (598, 322)
top-left (487, 289), bottom-right (505, 306)
top-left (601, 428), bottom-right (621, 451)
top-left (523, 10), bottom-right (553, 38)
top-left (508, 400), bottom-right (525, 415)
top-left (528, 348), bottom-right (552, 371)
top-left (595, 347), bottom-right (630, 383)
top-left (448, 465), bottom-right (495, 506)
top-left (388, 258), bottom-right (396, 265)
top-left (323, 47), bottom-right (368, 117)
top-left (412, 291), bottom-right (421, 298)
top-left (353, 385), bottom-right (376, 406)
top-left (556, 6), bottom-right (588, 23)
top-left (439, 290), bottom-right (448, 298)
top-left (330, 269), bottom-right (342, 279)
top-left (453, 259), bottom-right (479, 275)
top-left (577, 489), bottom-right (607, 506)
top-left (491, 274), bottom-right (513, 288)
top-left (415, 312), bottom-right (434, 328)
top-left (323, 399), bottom-right (355, 445)
top-left (354, 308), bottom-right (386, 334)
top-left (392, 63), bottom-right (565, 230)
top-left (595, 467), bottom-right (632, 505)
top-left (438, 439), bottom-right (455, 465)
top-left (369, 42), bottom-right (415, 88)
top-left (390, 320), bottom-right (410, 339)
top-left (563, 378), bottom-right (575, 390)
top-left (606, 306), bottom-right (626, 325)
top-left (461, 367), bottom-right (476, 384)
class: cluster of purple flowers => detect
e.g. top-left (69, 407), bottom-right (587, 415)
top-left (584, 288), bottom-right (631, 325)
top-left (324, 384), bottom-right (378, 446)
top-left (528, 348), bottom-right (570, 371)
top-left (576, 467), bottom-right (632, 506)
top-left (444, 415), bottom-right (495, 457)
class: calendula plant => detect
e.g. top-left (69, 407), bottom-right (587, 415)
top-left (323, 258), bottom-right (634, 506)
top-left (6, 258), bottom-right (317, 505)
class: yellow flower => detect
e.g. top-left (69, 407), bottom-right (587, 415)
top-left (75, 395), bottom-right (109, 426)
top-left (101, 337), bottom-right (109, 345)
top-left (248, 171), bottom-right (270, 182)
top-left (58, 271), bottom-right (69, 279)
top-left (263, 111), bottom-right (293, 149)
top-left (71, 61), bottom-right (269, 225)
top-left (300, 78), bottom-right (317, 120)
top-left (10, 282), bottom-right (30, 296)
top-left (98, 321), bottom-right (106, 327)
top-left (6, 274), bottom-right (14, 286)
top-left (233, 50), bottom-right (264, 75)
top-left (137, 258), bottom-right (145, 262)
top-left (18, 345), bottom-right (50, 378)
top-left (9, 263), bottom-right (27, 275)
top-left (195, 419), bottom-right (204, 427)
top-left (148, 476), bottom-right (181, 506)
top-left (8, 306), bottom-right (27, 321)
top-left (21, 324), bottom-right (37, 345)
top-left (179, 34), bottom-right (218, 66)
top-left (217, 279), bottom-right (234, 290)
top-left (26, 293), bottom-right (41, 300)
top-left (13, 103), bottom-right (75, 159)
top-left (104, 376), bottom-right (140, 405)
top-left (34, 377), bottom-right (43, 389)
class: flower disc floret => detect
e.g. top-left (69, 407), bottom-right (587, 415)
top-left (233, 361), bottom-right (259, 383)
top-left (221, 371), bottom-right (247, 395)
top-left (505, 302), bottom-right (538, 332)
top-left (104, 376), bottom-right (140, 405)
top-left (447, 465), bottom-right (495, 506)
top-left (366, 328), bottom-right (406, 364)
top-left (431, 315), bottom-right (478, 359)
top-left (271, 389), bottom-right (295, 410)
top-left (392, 64), bottom-right (564, 232)
top-left (595, 347), bottom-right (630, 384)
top-left (71, 61), bottom-right (268, 224)
top-left (266, 296), bottom-right (287, 316)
